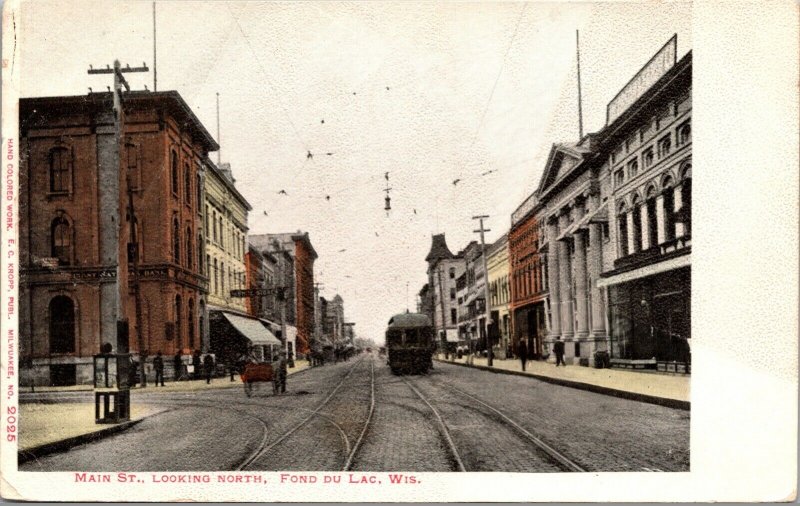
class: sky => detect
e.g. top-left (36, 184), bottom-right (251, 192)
top-left (19, 1), bottom-right (691, 343)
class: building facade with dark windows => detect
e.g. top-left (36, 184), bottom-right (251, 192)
top-left (596, 48), bottom-right (692, 372)
top-left (424, 234), bottom-right (466, 350)
top-left (486, 234), bottom-right (511, 358)
top-left (250, 232), bottom-right (316, 357)
top-left (509, 193), bottom-right (549, 360)
top-left (19, 91), bottom-right (217, 385)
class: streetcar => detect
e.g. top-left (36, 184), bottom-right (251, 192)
top-left (385, 312), bottom-right (435, 374)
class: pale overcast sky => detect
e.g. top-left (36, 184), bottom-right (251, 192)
top-left (19, 1), bottom-right (691, 342)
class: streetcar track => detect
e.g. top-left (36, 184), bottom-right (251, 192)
top-left (237, 356), bottom-right (366, 470)
top-left (342, 360), bottom-right (374, 471)
top-left (425, 376), bottom-right (586, 472)
top-left (399, 375), bottom-right (466, 472)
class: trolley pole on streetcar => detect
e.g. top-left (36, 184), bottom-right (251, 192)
top-left (473, 215), bottom-right (493, 367)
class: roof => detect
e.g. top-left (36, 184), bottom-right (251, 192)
top-left (220, 311), bottom-right (281, 346)
top-left (425, 234), bottom-right (455, 263)
top-left (205, 159), bottom-right (253, 211)
top-left (20, 91), bottom-right (219, 152)
top-left (387, 312), bottom-right (431, 329)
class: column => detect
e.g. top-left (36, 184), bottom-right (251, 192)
top-left (573, 229), bottom-right (589, 338)
top-left (558, 214), bottom-right (574, 339)
top-left (641, 202), bottom-right (651, 250)
top-left (626, 211), bottom-right (636, 255)
top-left (656, 195), bottom-right (666, 245)
top-left (588, 222), bottom-right (607, 339)
top-left (546, 220), bottom-right (561, 340)
top-left (673, 182), bottom-right (685, 238)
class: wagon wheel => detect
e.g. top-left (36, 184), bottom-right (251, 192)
top-left (244, 380), bottom-right (253, 397)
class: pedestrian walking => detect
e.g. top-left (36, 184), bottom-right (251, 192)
top-left (173, 351), bottom-right (183, 381)
top-left (153, 351), bottom-right (165, 386)
top-left (554, 336), bottom-right (566, 367)
top-left (518, 339), bottom-right (528, 372)
top-left (192, 350), bottom-right (201, 380)
top-left (203, 353), bottom-right (215, 384)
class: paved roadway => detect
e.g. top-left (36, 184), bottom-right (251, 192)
top-left (20, 352), bottom-right (689, 472)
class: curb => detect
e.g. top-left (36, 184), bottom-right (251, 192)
top-left (18, 414), bottom-right (158, 465)
top-left (435, 359), bottom-right (690, 411)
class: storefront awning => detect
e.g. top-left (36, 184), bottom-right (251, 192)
top-left (221, 312), bottom-right (282, 346)
top-left (597, 253), bottom-right (690, 288)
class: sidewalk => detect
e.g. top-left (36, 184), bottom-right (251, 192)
top-left (19, 360), bottom-right (311, 394)
top-left (18, 360), bottom-right (313, 460)
top-left (436, 355), bottom-right (689, 410)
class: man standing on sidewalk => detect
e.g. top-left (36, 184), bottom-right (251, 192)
top-left (153, 351), bottom-right (165, 387)
top-left (554, 336), bottom-right (566, 367)
top-left (518, 339), bottom-right (528, 372)
top-left (173, 351), bottom-right (183, 381)
top-left (204, 353), bottom-right (215, 384)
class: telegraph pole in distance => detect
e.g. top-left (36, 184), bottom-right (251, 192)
top-left (473, 215), bottom-right (493, 367)
top-left (88, 60), bottom-right (149, 383)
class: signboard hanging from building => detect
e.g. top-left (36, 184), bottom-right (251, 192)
top-left (607, 35), bottom-right (677, 125)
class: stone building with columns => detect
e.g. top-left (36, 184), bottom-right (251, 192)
top-left (531, 42), bottom-right (691, 370)
top-left (596, 50), bottom-right (692, 371)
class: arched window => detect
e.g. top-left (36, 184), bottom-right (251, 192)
top-left (175, 295), bottom-right (183, 348)
top-left (51, 217), bottom-right (71, 265)
top-left (221, 261), bottom-right (226, 293)
top-left (631, 196), bottom-right (643, 253)
top-left (219, 216), bottom-right (224, 248)
top-left (199, 300), bottom-right (206, 350)
top-left (677, 121), bottom-right (691, 146)
top-left (663, 177), bottom-right (676, 241)
top-left (49, 295), bottom-right (75, 354)
top-left (196, 173), bottom-right (202, 210)
top-left (187, 298), bottom-right (195, 349)
top-left (198, 235), bottom-right (204, 274)
top-left (618, 204), bottom-right (629, 257)
top-left (646, 187), bottom-right (658, 248)
top-left (173, 218), bottom-right (181, 265)
top-left (681, 166), bottom-right (692, 236)
top-left (49, 147), bottom-right (70, 193)
top-left (186, 228), bottom-right (193, 269)
top-left (171, 150), bottom-right (179, 196)
top-left (184, 163), bottom-right (192, 205)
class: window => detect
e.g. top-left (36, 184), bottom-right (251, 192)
top-left (186, 228), bottom-right (193, 269)
top-left (172, 218), bottom-right (181, 265)
top-left (175, 295), bottom-right (183, 348)
top-left (631, 198), bottom-right (643, 253)
top-left (212, 210), bottom-right (217, 242)
top-left (49, 296), bottom-right (75, 354)
top-left (213, 258), bottom-right (218, 294)
top-left (614, 169), bottom-right (625, 186)
top-left (450, 308), bottom-right (457, 325)
top-left (677, 120), bottom-right (691, 146)
top-left (49, 147), bottom-right (70, 193)
top-left (221, 262), bottom-right (226, 292)
top-left (198, 235), bottom-right (204, 274)
top-left (219, 216), bottom-right (224, 248)
top-left (450, 288), bottom-right (456, 300)
top-left (658, 135), bottom-right (672, 158)
top-left (681, 168), bottom-right (692, 236)
top-left (643, 147), bottom-right (654, 168)
top-left (646, 190), bottom-right (658, 247)
top-left (51, 217), bottom-right (71, 265)
top-left (188, 299), bottom-right (195, 349)
top-left (602, 222), bottom-right (610, 242)
top-left (618, 207), bottom-right (629, 257)
top-left (449, 267), bottom-right (455, 279)
top-left (171, 150), bottom-right (179, 196)
top-left (663, 181), bottom-right (676, 241)
top-left (196, 173), bottom-right (202, 211)
top-left (184, 163), bottom-right (192, 205)
top-left (627, 158), bottom-right (639, 179)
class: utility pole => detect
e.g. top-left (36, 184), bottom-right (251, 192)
top-left (88, 60), bottom-right (149, 381)
top-left (152, 1), bottom-right (158, 91)
top-left (436, 265), bottom-right (448, 358)
top-left (313, 282), bottom-right (324, 363)
top-left (216, 92), bottom-right (221, 165)
top-left (576, 29), bottom-right (584, 140)
top-left (473, 215), bottom-right (494, 367)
